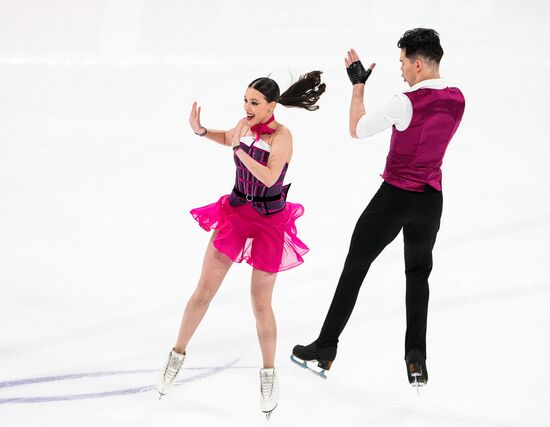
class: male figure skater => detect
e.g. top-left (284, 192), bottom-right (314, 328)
top-left (292, 28), bottom-right (465, 388)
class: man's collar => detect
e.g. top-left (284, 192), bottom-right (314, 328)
top-left (407, 78), bottom-right (447, 92)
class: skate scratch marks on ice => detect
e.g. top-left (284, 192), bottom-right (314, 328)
top-left (0, 359), bottom-right (245, 404)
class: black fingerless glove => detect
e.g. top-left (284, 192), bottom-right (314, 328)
top-left (346, 61), bottom-right (372, 85)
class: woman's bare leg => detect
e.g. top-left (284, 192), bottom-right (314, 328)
top-left (251, 268), bottom-right (278, 368)
top-left (174, 231), bottom-right (233, 353)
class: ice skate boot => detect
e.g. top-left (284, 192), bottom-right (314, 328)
top-left (157, 348), bottom-right (186, 399)
top-left (259, 368), bottom-right (279, 420)
top-left (290, 341), bottom-right (336, 379)
top-left (405, 349), bottom-right (428, 393)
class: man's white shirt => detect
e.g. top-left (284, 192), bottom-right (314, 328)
top-left (355, 78), bottom-right (449, 139)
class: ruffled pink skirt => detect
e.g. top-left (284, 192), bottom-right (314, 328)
top-left (190, 195), bottom-right (309, 272)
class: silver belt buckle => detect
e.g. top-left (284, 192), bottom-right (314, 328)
top-left (245, 194), bottom-right (254, 202)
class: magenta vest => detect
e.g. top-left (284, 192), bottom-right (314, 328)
top-left (382, 87), bottom-right (465, 191)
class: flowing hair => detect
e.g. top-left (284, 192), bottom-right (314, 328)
top-left (248, 71), bottom-right (326, 111)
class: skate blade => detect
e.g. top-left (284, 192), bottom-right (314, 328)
top-left (157, 388), bottom-right (169, 400)
top-left (290, 355), bottom-right (327, 379)
top-left (411, 374), bottom-right (425, 395)
top-left (263, 403), bottom-right (278, 421)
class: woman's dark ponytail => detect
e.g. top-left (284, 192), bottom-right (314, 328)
top-left (278, 71), bottom-right (326, 111)
top-left (248, 71), bottom-right (326, 111)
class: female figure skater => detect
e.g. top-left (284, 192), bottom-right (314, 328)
top-left (157, 72), bottom-right (325, 419)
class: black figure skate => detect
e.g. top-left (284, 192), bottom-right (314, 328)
top-left (405, 349), bottom-right (428, 393)
top-left (290, 341), bottom-right (336, 379)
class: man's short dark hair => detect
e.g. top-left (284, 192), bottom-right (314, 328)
top-left (398, 28), bottom-right (444, 66)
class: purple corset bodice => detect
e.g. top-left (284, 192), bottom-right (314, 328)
top-left (229, 136), bottom-right (290, 215)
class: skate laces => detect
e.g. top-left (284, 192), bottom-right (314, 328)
top-left (164, 352), bottom-right (184, 381)
top-left (260, 371), bottom-right (275, 398)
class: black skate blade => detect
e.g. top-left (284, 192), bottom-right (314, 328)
top-left (290, 355), bottom-right (328, 379)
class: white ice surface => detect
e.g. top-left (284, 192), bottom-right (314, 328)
top-left (1, 1), bottom-right (549, 426)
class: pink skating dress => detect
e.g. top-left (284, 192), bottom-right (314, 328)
top-left (190, 136), bottom-right (309, 273)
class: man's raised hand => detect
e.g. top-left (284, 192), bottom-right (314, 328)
top-left (345, 49), bottom-right (376, 85)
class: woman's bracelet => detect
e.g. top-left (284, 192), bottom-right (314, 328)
top-left (232, 145), bottom-right (242, 153)
top-left (194, 127), bottom-right (207, 136)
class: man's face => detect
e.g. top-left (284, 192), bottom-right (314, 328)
top-left (399, 49), bottom-right (416, 87)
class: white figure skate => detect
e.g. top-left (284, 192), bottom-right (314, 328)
top-left (259, 368), bottom-right (279, 420)
top-left (157, 349), bottom-right (185, 399)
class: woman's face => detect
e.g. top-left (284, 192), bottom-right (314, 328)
top-left (243, 87), bottom-right (276, 126)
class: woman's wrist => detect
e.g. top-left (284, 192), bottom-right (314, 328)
top-left (194, 127), bottom-right (207, 136)
top-left (232, 145), bottom-right (242, 153)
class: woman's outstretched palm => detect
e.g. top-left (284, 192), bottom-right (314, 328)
top-left (189, 101), bottom-right (204, 133)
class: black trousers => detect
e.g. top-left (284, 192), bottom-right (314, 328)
top-left (317, 181), bottom-right (443, 359)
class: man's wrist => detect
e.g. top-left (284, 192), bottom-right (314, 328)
top-left (352, 84), bottom-right (365, 100)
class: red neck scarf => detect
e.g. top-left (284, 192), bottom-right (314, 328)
top-left (250, 115), bottom-right (276, 142)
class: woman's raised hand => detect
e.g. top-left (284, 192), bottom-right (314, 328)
top-left (189, 101), bottom-right (205, 134)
